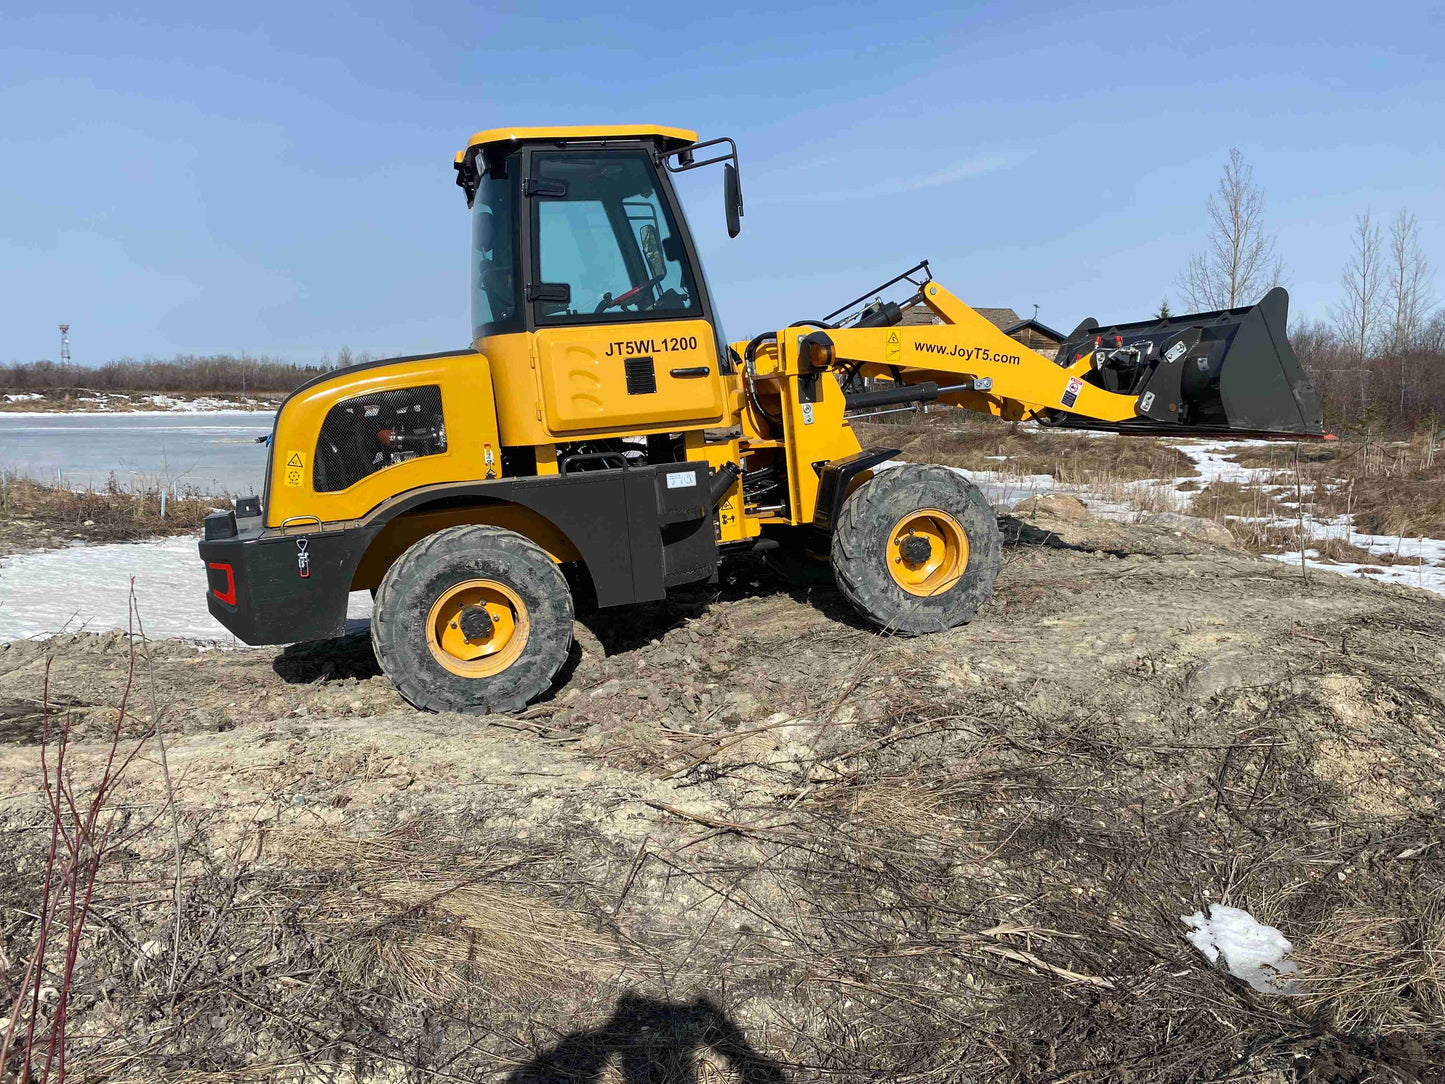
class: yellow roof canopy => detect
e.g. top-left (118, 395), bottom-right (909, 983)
top-left (463, 125), bottom-right (698, 155)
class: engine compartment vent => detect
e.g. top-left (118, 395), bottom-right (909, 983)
top-left (313, 385), bottom-right (446, 493)
top-left (624, 355), bottom-right (657, 395)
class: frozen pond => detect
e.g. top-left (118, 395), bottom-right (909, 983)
top-left (0, 411), bottom-right (273, 495)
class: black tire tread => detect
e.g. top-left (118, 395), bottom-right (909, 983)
top-left (830, 464), bottom-right (1002, 636)
top-left (371, 524), bottom-right (573, 714)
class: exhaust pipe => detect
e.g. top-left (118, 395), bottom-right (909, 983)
top-left (1052, 288), bottom-right (1324, 438)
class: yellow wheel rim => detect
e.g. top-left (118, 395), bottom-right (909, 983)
top-left (886, 509), bottom-right (969, 597)
top-left (425, 579), bottom-right (530, 678)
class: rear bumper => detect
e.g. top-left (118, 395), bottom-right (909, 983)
top-left (198, 525), bottom-right (373, 645)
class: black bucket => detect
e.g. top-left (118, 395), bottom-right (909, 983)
top-left (1053, 288), bottom-right (1324, 437)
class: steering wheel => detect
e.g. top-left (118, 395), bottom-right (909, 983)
top-left (594, 274), bottom-right (664, 314)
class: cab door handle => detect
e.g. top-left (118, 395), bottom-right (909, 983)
top-left (669, 366), bottom-right (710, 378)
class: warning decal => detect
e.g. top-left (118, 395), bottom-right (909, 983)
top-left (284, 450), bottom-right (305, 487)
top-left (886, 331), bottom-right (900, 365)
top-left (1061, 376), bottom-right (1083, 409)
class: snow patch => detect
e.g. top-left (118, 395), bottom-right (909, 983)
top-left (1181, 904), bottom-right (1301, 995)
top-left (141, 394), bottom-right (253, 412)
top-left (0, 536), bottom-right (372, 643)
top-left (1169, 441), bottom-right (1445, 597)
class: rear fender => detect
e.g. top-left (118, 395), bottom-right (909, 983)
top-left (350, 500), bottom-right (582, 591)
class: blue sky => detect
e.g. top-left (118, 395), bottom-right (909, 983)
top-left (1, 0), bottom-right (1441, 365)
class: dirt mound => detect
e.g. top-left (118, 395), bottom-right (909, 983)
top-left (2, 511), bottom-right (1443, 1082)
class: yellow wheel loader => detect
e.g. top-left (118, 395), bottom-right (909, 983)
top-left (198, 125), bottom-right (1324, 713)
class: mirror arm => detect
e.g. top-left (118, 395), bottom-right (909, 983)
top-left (661, 136), bottom-right (744, 236)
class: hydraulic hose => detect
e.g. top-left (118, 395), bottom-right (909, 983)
top-left (743, 331), bottom-right (783, 434)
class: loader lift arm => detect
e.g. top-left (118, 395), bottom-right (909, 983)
top-left (755, 277), bottom-right (1323, 441)
top-left (824, 280), bottom-right (1140, 427)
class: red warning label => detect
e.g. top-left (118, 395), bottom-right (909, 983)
top-left (1061, 376), bottom-right (1083, 409)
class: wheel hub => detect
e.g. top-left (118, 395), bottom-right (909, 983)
top-left (426, 579), bottom-right (530, 678)
top-left (458, 604), bottom-right (494, 641)
top-left (886, 509), bottom-right (970, 597)
top-left (899, 533), bottom-right (933, 564)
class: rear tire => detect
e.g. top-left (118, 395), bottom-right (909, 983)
top-left (831, 464), bottom-right (1001, 635)
top-left (371, 524), bottom-right (573, 713)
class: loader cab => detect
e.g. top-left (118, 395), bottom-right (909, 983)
top-left (458, 126), bottom-right (732, 448)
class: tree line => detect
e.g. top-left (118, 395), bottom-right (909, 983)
top-left (1175, 148), bottom-right (1440, 435)
top-left (0, 350), bottom-right (376, 397)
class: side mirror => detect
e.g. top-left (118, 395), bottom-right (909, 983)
top-left (724, 163), bottom-right (743, 238)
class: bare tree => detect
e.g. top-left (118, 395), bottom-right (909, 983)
top-left (1331, 209), bottom-right (1385, 360)
top-left (1177, 148), bottom-right (1285, 310)
top-left (1386, 210), bottom-right (1434, 352)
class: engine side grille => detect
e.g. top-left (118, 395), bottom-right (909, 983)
top-left (624, 355), bottom-right (656, 395)
top-left (313, 384), bottom-right (446, 493)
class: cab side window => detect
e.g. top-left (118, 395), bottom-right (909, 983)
top-left (471, 153), bottom-right (520, 339)
top-left (532, 152), bottom-right (699, 323)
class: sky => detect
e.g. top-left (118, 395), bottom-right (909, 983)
top-left (1, 0), bottom-right (1441, 366)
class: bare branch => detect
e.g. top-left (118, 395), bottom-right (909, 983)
top-left (1176, 148), bottom-right (1284, 310)
top-left (1386, 209), bottom-right (1434, 353)
top-left (1331, 209), bottom-right (1385, 360)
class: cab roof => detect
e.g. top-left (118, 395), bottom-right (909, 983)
top-left (462, 125), bottom-right (698, 155)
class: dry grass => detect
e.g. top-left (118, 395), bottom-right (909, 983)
top-left (759, 673), bottom-right (1445, 1081)
top-left (1312, 537), bottom-right (1379, 564)
top-left (853, 416), bottom-right (1199, 483)
top-left (1226, 432), bottom-right (1445, 539)
top-left (40, 815), bottom-right (625, 1083)
top-left (287, 828), bottom-right (620, 1003)
top-left (1296, 894), bottom-right (1445, 1038)
top-left (1186, 479), bottom-right (1291, 522)
top-left (6, 538), bottom-right (1443, 1081)
top-left (0, 472), bottom-right (216, 545)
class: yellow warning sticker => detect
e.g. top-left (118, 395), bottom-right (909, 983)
top-left (284, 451), bottom-right (304, 487)
top-left (886, 331), bottom-right (901, 365)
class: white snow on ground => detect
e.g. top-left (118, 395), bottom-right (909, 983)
top-left (1182, 904), bottom-right (1302, 995)
top-left (0, 409), bottom-right (271, 421)
top-left (2, 396), bottom-right (273, 415)
top-left (0, 536), bottom-right (372, 643)
top-left (1168, 440), bottom-right (1445, 597)
top-left (1270, 529), bottom-right (1445, 595)
top-left (140, 394), bottom-right (264, 412)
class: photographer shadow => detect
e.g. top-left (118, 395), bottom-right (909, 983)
top-left (506, 994), bottom-right (785, 1084)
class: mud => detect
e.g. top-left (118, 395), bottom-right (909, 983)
top-left (2, 506), bottom-right (1444, 1082)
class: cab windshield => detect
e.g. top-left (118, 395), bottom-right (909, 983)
top-left (531, 152), bottom-right (699, 323)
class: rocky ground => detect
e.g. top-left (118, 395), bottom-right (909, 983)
top-left (2, 503), bottom-right (1444, 1082)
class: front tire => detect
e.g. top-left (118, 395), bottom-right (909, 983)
top-left (371, 524), bottom-right (574, 713)
top-left (831, 464), bottom-right (1001, 635)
